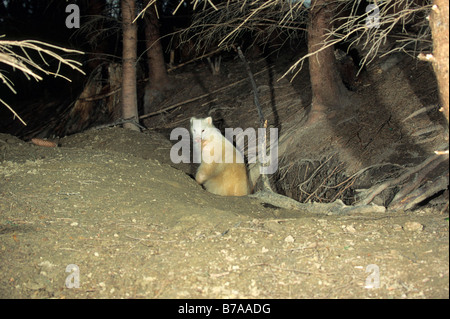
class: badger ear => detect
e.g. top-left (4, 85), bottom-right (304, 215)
top-left (190, 117), bottom-right (196, 126)
top-left (205, 117), bottom-right (212, 125)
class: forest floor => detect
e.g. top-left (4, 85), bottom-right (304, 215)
top-left (0, 48), bottom-right (448, 299)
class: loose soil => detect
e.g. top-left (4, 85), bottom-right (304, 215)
top-left (0, 126), bottom-right (448, 299)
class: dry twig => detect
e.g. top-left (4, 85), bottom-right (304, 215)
top-left (0, 37), bottom-right (85, 126)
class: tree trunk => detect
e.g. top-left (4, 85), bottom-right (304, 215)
top-left (85, 0), bottom-right (107, 71)
top-left (428, 0), bottom-right (449, 123)
top-left (143, 3), bottom-right (173, 114)
top-left (307, 0), bottom-right (349, 124)
top-left (121, 0), bottom-right (140, 131)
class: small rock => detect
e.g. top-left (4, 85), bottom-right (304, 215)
top-left (25, 280), bottom-right (45, 290)
top-left (345, 225), bottom-right (357, 233)
top-left (98, 282), bottom-right (106, 291)
top-left (284, 235), bottom-right (295, 243)
top-left (403, 221), bottom-right (424, 232)
top-left (264, 220), bottom-right (282, 232)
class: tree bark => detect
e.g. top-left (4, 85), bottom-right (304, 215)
top-left (428, 0), bottom-right (449, 123)
top-left (121, 0), bottom-right (140, 131)
top-left (307, 0), bottom-right (349, 124)
top-left (85, 0), bottom-right (107, 71)
top-left (143, 3), bottom-right (173, 114)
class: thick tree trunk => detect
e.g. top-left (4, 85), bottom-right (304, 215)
top-left (307, 0), bottom-right (349, 124)
top-left (121, 0), bottom-right (140, 131)
top-left (143, 3), bottom-right (173, 114)
top-left (428, 0), bottom-right (449, 123)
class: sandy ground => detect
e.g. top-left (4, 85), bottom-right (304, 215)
top-left (0, 128), bottom-right (448, 299)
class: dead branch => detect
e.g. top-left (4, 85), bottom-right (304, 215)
top-left (31, 138), bottom-right (57, 148)
top-left (178, 0), bottom-right (308, 56)
top-left (166, 48), bottom-right (223, 72)
top-left (236, 45), bottom-right (275, 192)
top-left (389, 172), bottom-right (449, 211)
top-left (78, 87), bottom-right (121, 102)
top-left (283, 0), bottom-right (432, 80)
top-left (0, 37), bottom-right (85, 126)
top-left (357, 153), bottom-right (449, 208)
top-left (171, 1), bottom-right (432, 84)
top-left (139, 66), bottom-right (272, 120)
top-left (236, 46), bottom-right (265, 127)
top-left (0, 38), bottom-right (84, 83)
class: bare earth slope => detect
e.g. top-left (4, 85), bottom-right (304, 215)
top-left (0, 128), bottom-right (448, 298)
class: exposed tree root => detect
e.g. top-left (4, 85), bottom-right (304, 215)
top-left (356, 153), bottom-right (449, 210)
top-left (389, 173), bottom-right (449, 211)
top-left (249, 189), bottom-right (386, 215)
top-left (253, 152), bottom-right (448, 214)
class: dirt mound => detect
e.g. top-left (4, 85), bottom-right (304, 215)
top-left (0, 128), bottom-right (448, 298)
